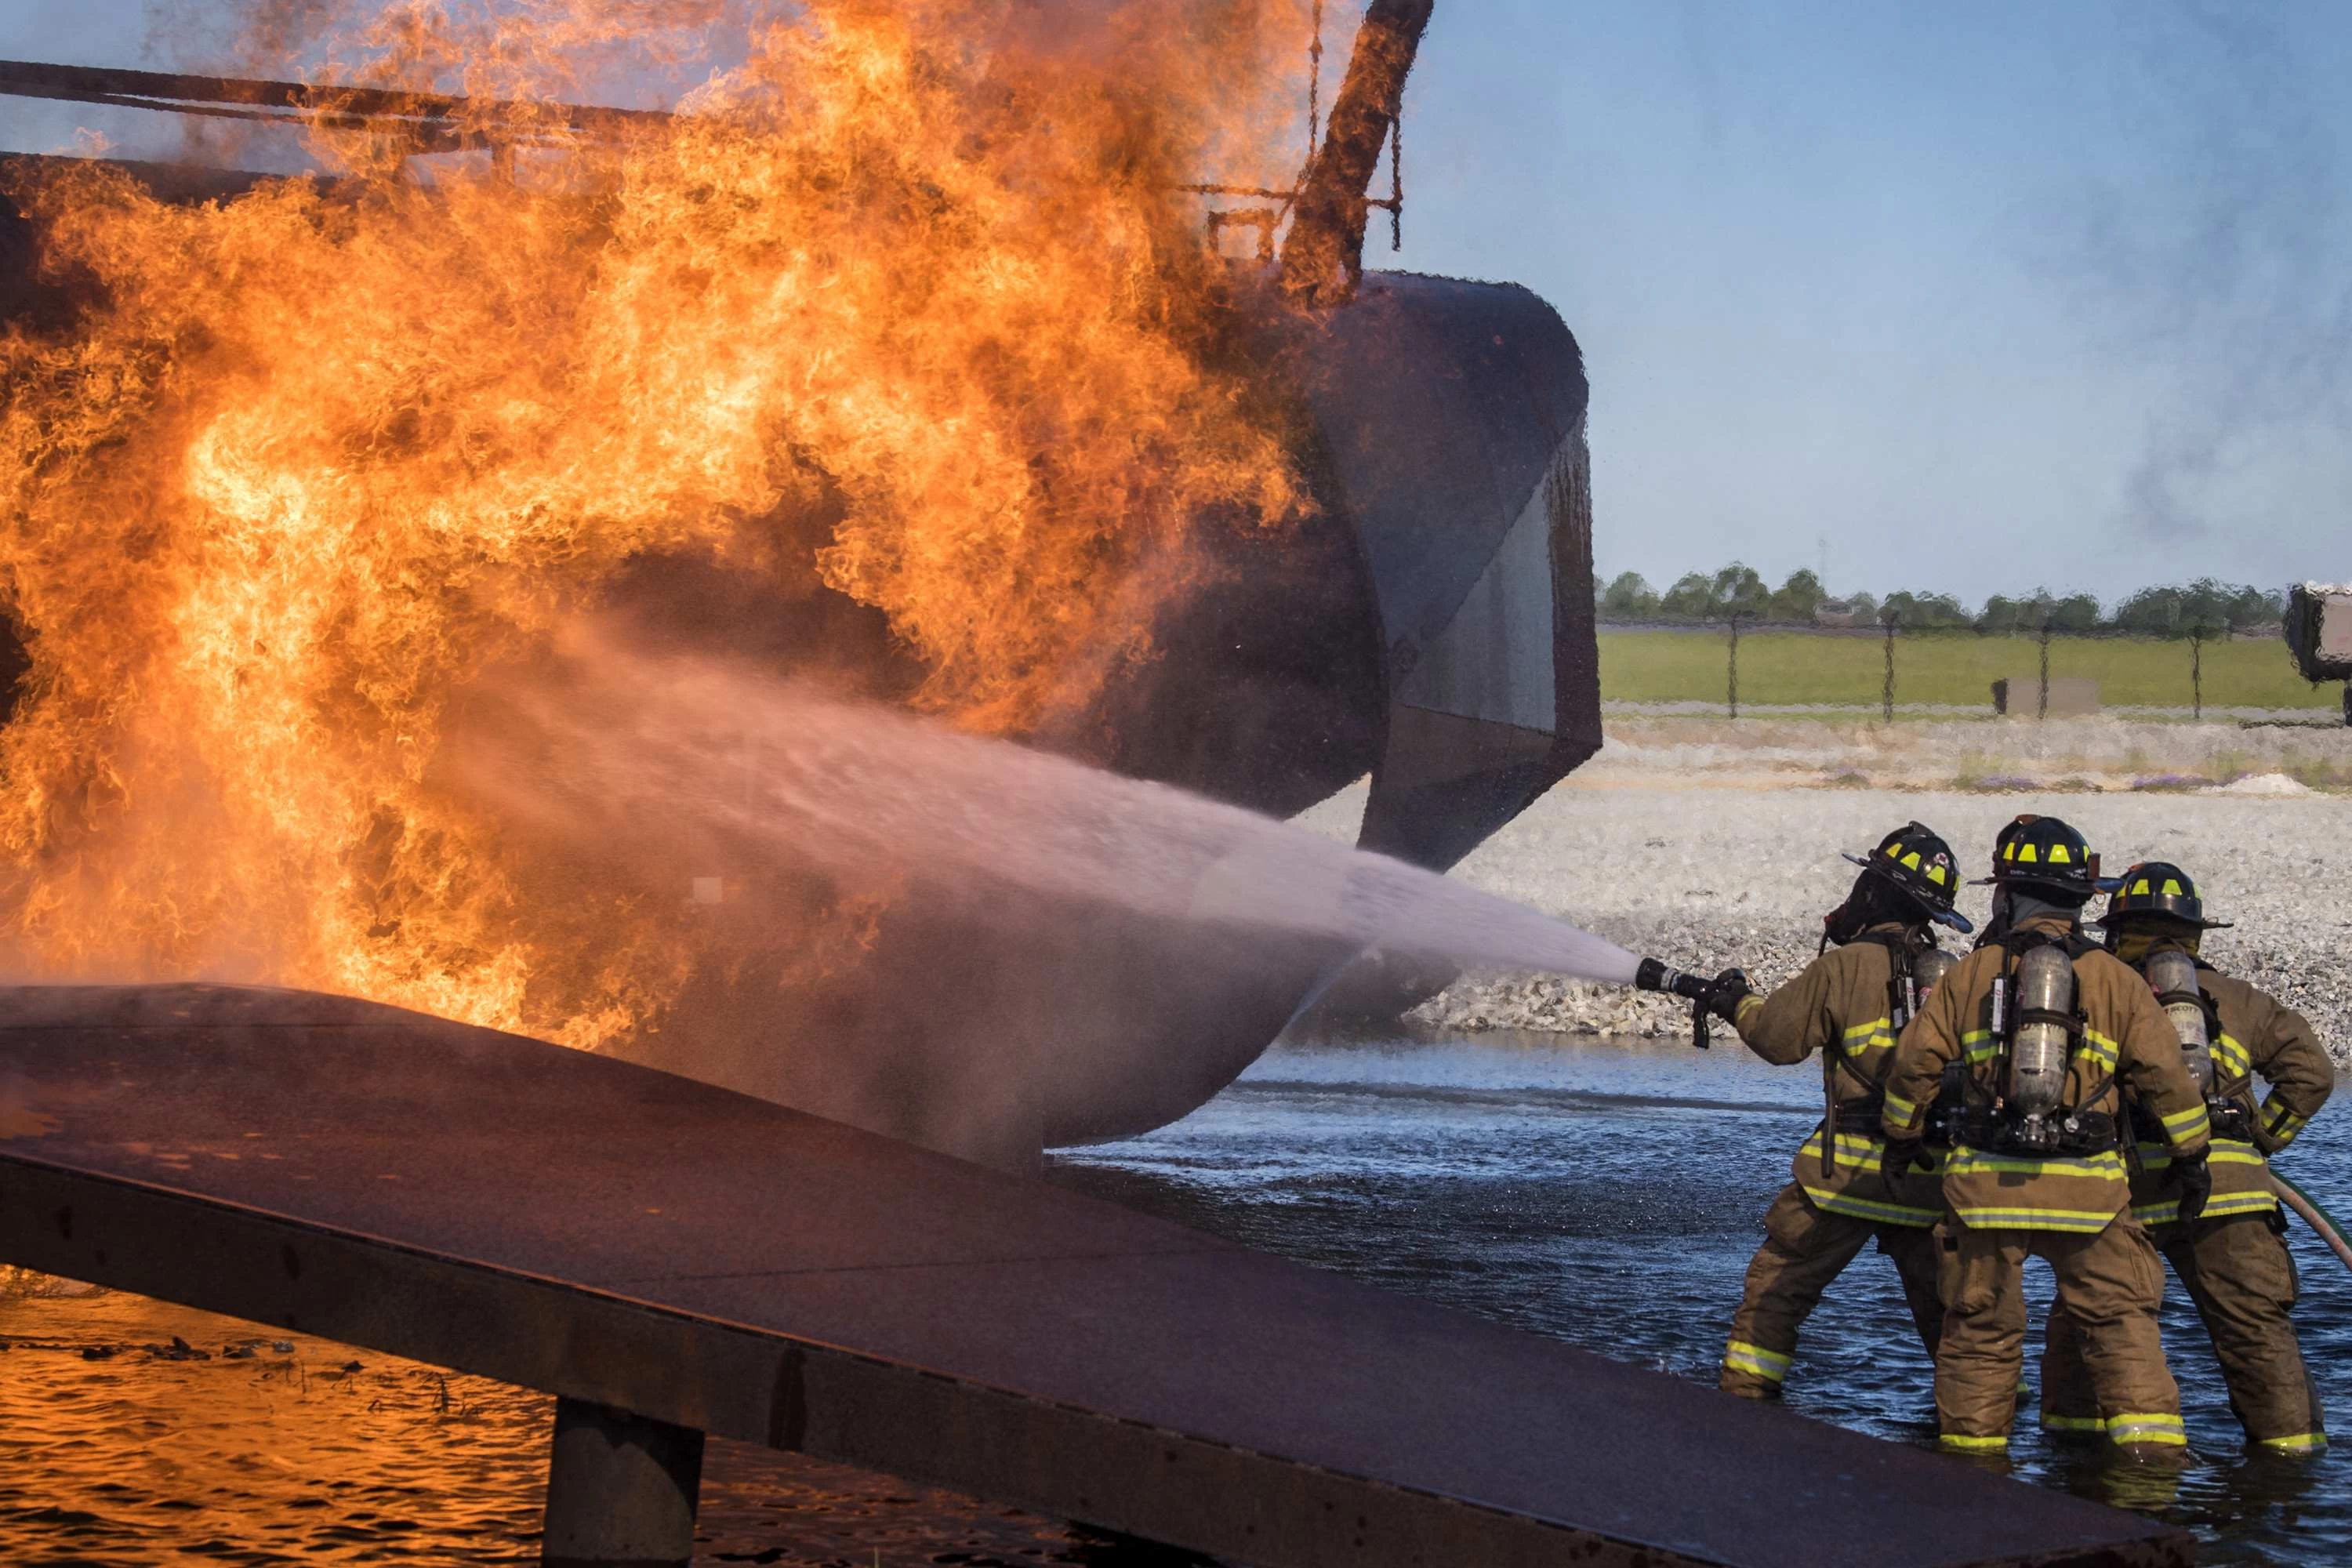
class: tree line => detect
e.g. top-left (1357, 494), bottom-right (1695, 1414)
top-left (1597, 565), bottom-right (2286, 638)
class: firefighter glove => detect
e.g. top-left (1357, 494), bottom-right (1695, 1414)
top-left (2170, 1147), bottom-right (2212, 1226)
top-left (1879, 1136), bottom-right (1926, 1189)
top-left (1703, 968), bottom-right (1754, 1025)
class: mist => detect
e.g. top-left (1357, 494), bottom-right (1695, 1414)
top-left (447, 631), bottom-right (1636, 1163)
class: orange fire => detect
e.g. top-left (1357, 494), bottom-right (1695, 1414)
top-left (0, 0), bottom-right (1316, 1046)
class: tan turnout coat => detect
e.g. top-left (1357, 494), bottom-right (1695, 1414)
top-left (2131, 964), bottom-right (2334, 1225)
top-left (1882, 915), bottom-right (2210, 1233)
top-left (1731, 925), bottom-right (1947, 1228)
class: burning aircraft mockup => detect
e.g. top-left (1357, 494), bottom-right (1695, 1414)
top-left (0, 2), bottom-right (1600, 1163)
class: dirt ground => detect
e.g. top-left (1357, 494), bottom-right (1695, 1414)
top-left (1294, 718), bottom-right (2352, 1068)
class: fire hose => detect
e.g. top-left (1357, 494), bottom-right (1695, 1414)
top-left (2273, 1171), bottom-right (2352, 1276)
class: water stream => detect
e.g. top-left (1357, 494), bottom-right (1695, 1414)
top-left (460, 644), bottom-right (1641, 985)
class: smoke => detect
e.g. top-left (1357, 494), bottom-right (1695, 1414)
top-left (444, 630), bottom-right (1636, 1161)
top-left (2027, 2), bottom-right (2352, 545)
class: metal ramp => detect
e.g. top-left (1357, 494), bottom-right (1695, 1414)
top-left (0, 984), bottom-right (2189, 1567)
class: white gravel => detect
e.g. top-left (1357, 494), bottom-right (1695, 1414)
top-left (1296, 774), bottom-right (2352, 1069)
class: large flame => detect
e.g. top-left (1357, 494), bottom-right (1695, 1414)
top-left (0, 0), bottom-right (1316, 1046)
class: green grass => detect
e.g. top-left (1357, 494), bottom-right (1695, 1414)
top-left (1596, 630), bottom-right (2335, 712)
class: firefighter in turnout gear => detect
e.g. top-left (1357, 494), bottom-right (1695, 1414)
top-left (1881, 816), bottom-right (2211, 1461)
top-left (1711, 822), bottom-right (1972, 1399)
top-left (2042, 862), bottom-right (2335, 1455)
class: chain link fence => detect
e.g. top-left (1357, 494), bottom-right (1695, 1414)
top-left (1595, 620), bottom-right (2346, 724)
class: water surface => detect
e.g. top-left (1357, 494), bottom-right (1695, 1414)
top-left (1051, 1031), bottom-right (2352, 1565)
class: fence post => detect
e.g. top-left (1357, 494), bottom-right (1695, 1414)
top-left (2037, 620), bottom-right (2052, 721)
top-left (1726, 614), bottom-right (1743, 719)
top-left (2190, 630), bottom-right (2204, 721)
top-left (1881, 612), bottom-right (1898, 724)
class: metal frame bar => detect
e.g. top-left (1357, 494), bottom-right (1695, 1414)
top-left (0, 57), bottom-right (664, 153)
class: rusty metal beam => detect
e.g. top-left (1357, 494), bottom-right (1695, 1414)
top-left (0, 57), bottom-right (665, 153)
top-left (1278, 0), bottom-right (1435, 307)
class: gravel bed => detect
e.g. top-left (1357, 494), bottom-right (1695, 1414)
top-left (1295, 779), bottom-right (2352, 1070)
top-left (1581, 714), bottom-right (2352, 793)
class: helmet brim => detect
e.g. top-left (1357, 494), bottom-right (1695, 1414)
top-left (1844, 853), bottom-right (1972, 933)
top-left (2087, 913), bottom-right (2236, 932)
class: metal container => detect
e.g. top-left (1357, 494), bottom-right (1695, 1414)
top-left (1914, 948), bottom-right (1955, 1002)
top-left (2007, 944), bottom-right (2075, 1118)
top-left (2143, 947), bottom-right (2214, 1093)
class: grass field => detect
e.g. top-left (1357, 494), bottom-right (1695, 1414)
top-left (1596, 629), bottom-right (2334, 712)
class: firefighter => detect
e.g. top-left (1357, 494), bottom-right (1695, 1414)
top-left (2041, 862), bottom-right (2334, 1456)
top-left (1879, 815), bottom-right (2212, 1461)
top-left (1703, 822), bottom-right (1971, 1399)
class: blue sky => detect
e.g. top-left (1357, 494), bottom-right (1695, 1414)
top-left (4, 2), bottom-right (2347, 607)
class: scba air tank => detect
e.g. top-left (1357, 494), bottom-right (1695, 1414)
top-left (1913, 949), bottom-right (1955, 1000)
top-left (2006, 944), bottom-right (2076, 1128)
top-left (2143, 948), bottom-right (2214, 1093)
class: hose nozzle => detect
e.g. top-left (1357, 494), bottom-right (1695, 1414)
top-left (1635, 956), bottom-right (1711, 1003)
top-left (1637, 956), bottom-right (1721, 1050)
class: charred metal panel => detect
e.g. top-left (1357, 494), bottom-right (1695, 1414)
top-left (1287, 270), bottom-right (1600, 871)
top-left (0, 985), bottom-right (2191, 1568)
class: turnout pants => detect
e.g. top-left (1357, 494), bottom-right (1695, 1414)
top-left (2044, 1211), bottom-right (2325, 1454)
top-left (1719, 1184), bottom-right (1942, 1399)
top-left (1936, 1214), bottom-right (2183, 1457)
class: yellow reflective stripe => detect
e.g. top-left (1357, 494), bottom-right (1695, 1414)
top-left (2160, 1104), bottom-right (2210, 1132)
top-left (1800, 1185), bottom-right (1940, 1227)
top-left (2139, 1142), bottom-right (2268, 1170)
top-left (1939, 1433), bottom-right (2009, 1452)
top-left (1961, 1029), bottom-right (1997, 1065)
top-left (1839, 1016), bottom-right (1894, 1051)
top-left (1800, 1131), bottom-right (1886, 1158)
top-left (2106, 1413), bottom-right (2187, 1446)
top-left (2259, 1432), bottom-right (2328, 1453)
top-left (1951, 1204), bottom-right (2118, 1232)
top-left (1947, 1149), bottom-right (2125, 1178)
top-left (1882, 1090), bottom-right (1922, 1133)
top-left (1722, 1340), bottom-right (1789, 1381)
top-left (2042, 1413), bottom-right (2107, 1432)
top-left (2264, 1102), bottom-right (2309, 1146)
top-left (2132, 1190), bottom-right (2278, 1225)
top-left (2215, 1034), bottom-right (2251, 1079)
top-left (1735, 993), bottom-right (1765, 1025)
top-left (2080, 1029), bottom-right (2119, 1069)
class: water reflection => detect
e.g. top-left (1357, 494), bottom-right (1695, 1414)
top-left (0, 1283), bottom-right (1161, 1565)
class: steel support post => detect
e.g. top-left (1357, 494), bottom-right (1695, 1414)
top-left (542, 1396), bottom-right (706, 1568)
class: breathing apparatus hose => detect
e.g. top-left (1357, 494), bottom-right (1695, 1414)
top-left (2272, 1171), bottom-right (2352, 1276)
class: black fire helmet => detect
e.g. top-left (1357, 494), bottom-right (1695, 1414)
top-left (2098, 861), bottom-right (2233, 931)
top-left (1972, 813), bottom-right (2113, 902)
top-left (1842, 822), bottom-right (1972, 932)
